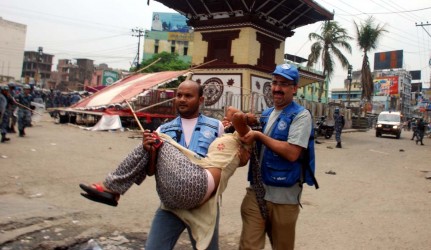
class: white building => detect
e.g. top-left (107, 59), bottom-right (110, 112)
top-left (373, 69), bottom-right (412, 115)
top-left (0, 17), bottom-right (27, 82)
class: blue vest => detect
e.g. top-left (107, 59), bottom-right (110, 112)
top-left (17, 93), bottom-right (33, 108)
top-left (159, 114), bottom-right (220, 157)
top-left (253, 102), bottom-right (317, 187)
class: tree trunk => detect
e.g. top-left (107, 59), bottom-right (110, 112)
top-left (361, 52), bottom-right (373, 102)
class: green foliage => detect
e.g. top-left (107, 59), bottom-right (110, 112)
top-left (354, 16), bottom-right (388, 101)
top-left (307, 20), bottom-right (353, 101)
top-left (136, 52), bottom-right (190, 73)
top-left (128, 52), bottom-right (190, 89)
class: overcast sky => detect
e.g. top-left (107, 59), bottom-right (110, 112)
top-left (1, 0), bottom-right (430, 88)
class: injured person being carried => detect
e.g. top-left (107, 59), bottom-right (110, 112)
top-left (79, 107), bottom-right (255, 249)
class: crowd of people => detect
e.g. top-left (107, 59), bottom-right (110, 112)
top-left (0, 82), bottom-right (84, 143)
top-left (0, 83), bottom-right (35, 141)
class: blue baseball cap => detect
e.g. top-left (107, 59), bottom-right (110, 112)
top-left (272, 64), bottom-right (299, 84)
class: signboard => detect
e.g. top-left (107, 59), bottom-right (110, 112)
top-left (151, 12), bottom-right (190, 33)
top-left (374, 50), bottom-right (403, 70)
top-left (409, 70), bottom-right (421, 80)
top-left (167, 32), bottom-right (193, 41)
top-left (373, 75), bottom-right (399, 96)
top-left (102, 70), bottom-right (119, 86)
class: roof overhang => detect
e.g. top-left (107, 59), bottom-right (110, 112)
top-left (154, 0), bottom-right (333, 37)
top-left (298, 68), bottom-right (325, 87)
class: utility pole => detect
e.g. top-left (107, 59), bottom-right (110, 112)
top-left (132, 28), bottom-right (145, 70)
top-left (37, 46), bottom-right (43, 87)
top-left (415, 22), bottom-right (431, 38)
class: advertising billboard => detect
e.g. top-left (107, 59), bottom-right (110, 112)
top-left (373, 76), bottom-right (399, 96)
top-left (102, 70), bottom-right (119, 86)
top-left (151, 12), bottom-right (190, 33)
top-left (374, 50), bottom-right (403, 70)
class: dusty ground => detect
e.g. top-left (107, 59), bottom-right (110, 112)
top-left (0, 114), bottom-right (430, 249)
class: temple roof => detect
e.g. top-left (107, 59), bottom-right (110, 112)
top-left (154, 0), bottom-right (333, 37)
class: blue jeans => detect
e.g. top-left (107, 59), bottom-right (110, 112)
top-left (145, 207), bottom-right (219, 250)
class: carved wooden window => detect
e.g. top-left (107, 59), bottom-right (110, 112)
top-left (256, 32), bottom-right (281, 70)
top-left (201, 30), bottom-right (240, 64)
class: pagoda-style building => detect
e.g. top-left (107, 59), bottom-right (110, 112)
top-left (154, 0), bottom-right (333, 112)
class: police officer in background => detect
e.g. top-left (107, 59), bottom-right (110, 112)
top-left (15, 84), bottom-right (34, 137)
top-left (7, 83), bottom-right (18, 133)
top-left (415, 118), bottom-right (427, 146)
top-left (334, 107), bottom-right (345, 148)
top-left (1, 86), bottom-right (13, 142)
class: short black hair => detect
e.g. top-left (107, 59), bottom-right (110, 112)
top-left (198, 84), bottom-right (203, 97)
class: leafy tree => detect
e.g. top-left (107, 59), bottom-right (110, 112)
top-left (133, 52), bottom-right (190, 73)
top-left (130, 52), bottom-right (191, 89)
top-left (354, 16), bottom-right (387, 102)
top-left (307, 21), bottom-right (353, 102)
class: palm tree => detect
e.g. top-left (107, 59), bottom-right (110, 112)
top-left (354, 16), bottom-right (387, 102)
top-left (307, 21), bottom-right (353, 102)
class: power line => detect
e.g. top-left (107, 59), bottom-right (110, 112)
top-left (415, 22), bottom-right (431, 38)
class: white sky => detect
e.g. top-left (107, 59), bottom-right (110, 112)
top-left (1, 0), bottom-right (430, 89)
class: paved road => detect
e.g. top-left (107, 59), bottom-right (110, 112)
top-left (0, 115), bottom-right (430, 249)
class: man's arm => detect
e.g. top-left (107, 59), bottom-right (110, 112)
top-left (244, 131), bottom-right (303, 162)
top-left (223, 106), bottom-right (258, 137)
top-left (240, 110), bottom-right (311, 162)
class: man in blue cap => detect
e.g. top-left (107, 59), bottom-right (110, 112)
top-left (239, 63), bottom-right (317, 250)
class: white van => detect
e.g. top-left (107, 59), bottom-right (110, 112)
top-left (375, 111), bottom-right (402, 139)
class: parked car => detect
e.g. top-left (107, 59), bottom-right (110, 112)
top-left (375, 111), bottom-right (402, 139)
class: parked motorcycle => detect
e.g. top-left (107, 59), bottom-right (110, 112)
top-left (315, 115), bottom-right (334, 139)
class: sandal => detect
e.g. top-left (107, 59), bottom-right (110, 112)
top-left (79, 183), bottom-right (119, 207)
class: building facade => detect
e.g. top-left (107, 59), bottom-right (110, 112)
top-left (52, 58), bottom-right (93, 91)
top-left (330, 70), bottom-right (362, 106)
top-left (143, 12), bottom-right (193, 64)
top-left (0, 17), bottom-right (26, 82)
top-left (373, 69), bottom-right (412, 116)
top-left (330, 69), bottom-right (413, 116)
top-left (52, 59), bottom-right (121, 91)
top-left (22, 48), bottom-right (54, 88)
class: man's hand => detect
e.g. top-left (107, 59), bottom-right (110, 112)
top-left (239, 130), bottom-right (259, 145)
top-left (142, 130), bottom-right (158, 151)
top-left (222, 117), bottom-right (232, 129)
top-left (245, 113), bottom-right (258, 126)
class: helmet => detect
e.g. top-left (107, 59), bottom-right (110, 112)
top-left (334, 107), bottom-right (340, 113)
top-left (1, 85), bottom-right (9, 91)
top-left (23, 84), bottom-right (31, 90)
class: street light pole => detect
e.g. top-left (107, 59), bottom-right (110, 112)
top-left (347, 64), bottom-right (352, 107)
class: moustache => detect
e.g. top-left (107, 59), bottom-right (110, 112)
top-left (272, 91), bottom-right (284, 95)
